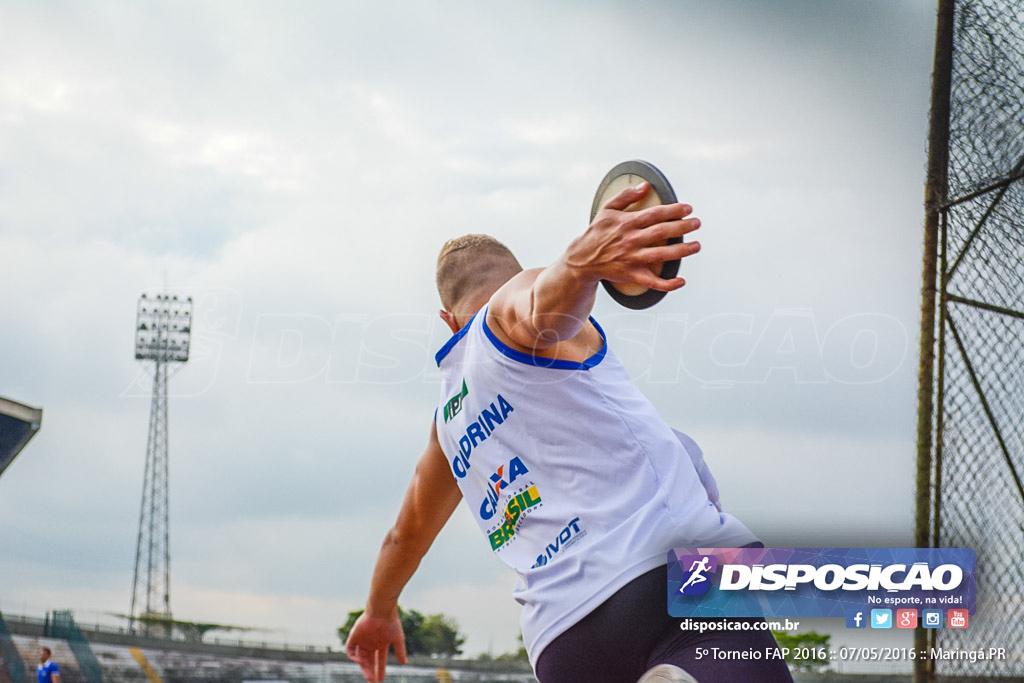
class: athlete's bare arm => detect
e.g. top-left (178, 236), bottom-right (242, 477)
top-left (345, 422), bottom-right (462, 683)
top-left (488, 182), bottom-right (701, 353)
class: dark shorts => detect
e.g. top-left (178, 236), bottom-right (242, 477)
top-left (535, 565), bottom-right (794, 683)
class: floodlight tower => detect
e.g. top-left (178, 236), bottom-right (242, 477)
top-left (129, 292), bottom-right (192, 635)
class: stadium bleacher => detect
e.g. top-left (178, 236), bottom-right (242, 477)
top-left (2, 633), bottom-right (538, 683)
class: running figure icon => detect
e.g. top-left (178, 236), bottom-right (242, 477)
top-left (678, 557), bottom-right (712, 594)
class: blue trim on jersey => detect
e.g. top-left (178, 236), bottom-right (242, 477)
top-left (482, 312), bottom-right (608, 370)
top-left (434, 310), bottom-right (480, 366)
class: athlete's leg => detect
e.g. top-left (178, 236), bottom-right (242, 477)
top-left (535, 566), bottom-right (679, 682)
top-left (535, 582), bottom-right (659, 682)
top-left (535, 565), bottom-right (793, 683)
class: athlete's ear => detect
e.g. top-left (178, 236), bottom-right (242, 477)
top-left (440, 309), bottom-right (460, 334)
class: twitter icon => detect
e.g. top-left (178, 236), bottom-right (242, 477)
top-left (871, 609), bottom-right (893, 629)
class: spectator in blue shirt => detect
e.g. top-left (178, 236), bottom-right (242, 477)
top-left (37, 647), bottom-right (60, 683)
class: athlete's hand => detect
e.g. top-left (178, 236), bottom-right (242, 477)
top-left (566, 181), bottom-right (701, 291)
top-left (345, 610), bottom-right (407, 682)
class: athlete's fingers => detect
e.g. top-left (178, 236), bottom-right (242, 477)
top-left (639, 274), bottom-right (687, 293)
top-left (349, 646), bottom-right (378, 683)
top-left (638, 241), bottom-right (701, 264)
top-left (640, 216), bottom-right (701, 245)
top-left (374, 649), bottom-right (383, 683)
top-left (603, 264), bottom-right (684, 290)
top-left (394, 633), bottom-right (408, 664)
top-left (601, 181), bottom-right (650, 211)
top-left (618, 264), bottom-right (687, 292)
top-left (624, 202), bottom-right (693, 229)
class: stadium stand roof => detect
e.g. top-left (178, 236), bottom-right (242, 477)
top-left (0, 396), bottom-right (43, 478)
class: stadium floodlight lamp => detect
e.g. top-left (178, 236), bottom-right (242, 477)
top-left (134, 293), bottom-right (193, 362)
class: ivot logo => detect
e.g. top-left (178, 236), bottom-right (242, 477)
top-left (531, 517), bottom-right (586, 568)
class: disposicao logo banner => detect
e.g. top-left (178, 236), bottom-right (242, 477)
top-left (667, 548), bottom-right (976, 618)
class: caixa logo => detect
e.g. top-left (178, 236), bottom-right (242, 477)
top-left (678, 555), bottom-right (718, 595)
top-left (479, 457), bottom-right (529, 520)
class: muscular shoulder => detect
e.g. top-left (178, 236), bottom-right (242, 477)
top-left (486, 274), bottom-right (603, 364)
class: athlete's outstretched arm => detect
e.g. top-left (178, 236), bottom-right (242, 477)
top-left (345, 422), bottom-right (462, 683)
top-left (488, 182), bottom-right (701, 351)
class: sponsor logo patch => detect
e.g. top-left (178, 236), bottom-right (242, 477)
top-left (479, 457), bottom-right (530, 520)
top-left (531, 517), bottom-right (586, 568)
top-left (448, 394), bottom-right (515, 478)
top-left (488, 485), bottom-right (541, 551)
top-left (443, 379), bottom-right (468, 423)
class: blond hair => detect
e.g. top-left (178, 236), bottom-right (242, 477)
top-left (436, 234), bottom-right (522, 309)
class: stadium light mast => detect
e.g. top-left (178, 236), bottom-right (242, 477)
top-left (129, 292), bottom-right (192, 636)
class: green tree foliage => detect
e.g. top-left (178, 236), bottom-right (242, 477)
top-left (492, 632), bottom-right (529, 663)
top-left (337, 609), bottom-right (362, 646)
top-left (420, 613), bottom-right (465, 656)
top-left (477, 632), bottom-right (528, 664)
top-left (337, 607), bottom-right (465, 657)
top-left (493, 647), bottom-right (529, 663)
top-left (771, 630), bottom-right (831, 672)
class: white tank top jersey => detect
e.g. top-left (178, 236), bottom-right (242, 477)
top-left (433, 306), bottom-right (758, 667)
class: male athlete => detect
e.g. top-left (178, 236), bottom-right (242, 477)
top-left (345, 182), bottom-right (793, 683)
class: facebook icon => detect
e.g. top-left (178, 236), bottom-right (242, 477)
top-left (846, 610), bottom-right (867, 629)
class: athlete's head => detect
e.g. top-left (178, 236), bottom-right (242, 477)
top-left (436, 234), bottom-right (522, 332)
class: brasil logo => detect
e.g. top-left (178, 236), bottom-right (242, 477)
top-left (488, 486), bottom-right (541, 551)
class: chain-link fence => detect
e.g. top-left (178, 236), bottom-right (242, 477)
top-left (919, 0), bottom-right (1024, 679)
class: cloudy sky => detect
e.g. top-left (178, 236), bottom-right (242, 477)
top-left (0, 0), bottom-right (938, 660)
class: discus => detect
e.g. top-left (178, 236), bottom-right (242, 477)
top-left (590, 160), bottom-right (681, 310)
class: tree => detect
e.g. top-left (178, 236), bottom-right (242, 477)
top-left (491, 632), bottom-right (528, 664)
top-left (418, 613), bottom-right (465, 657)
top-left (771, 630), bottom-right (831, 672)
top-left (398, 608), bottom-right (428, 655)
top-left (337, 607), bottom-right (465, 657)
top-left (337, 609), bottom-right (363, 646)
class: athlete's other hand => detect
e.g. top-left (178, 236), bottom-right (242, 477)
top-left (567, 181), bottom-right (701, 292)
top-left (345, 610), bottom-right (407, 682)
